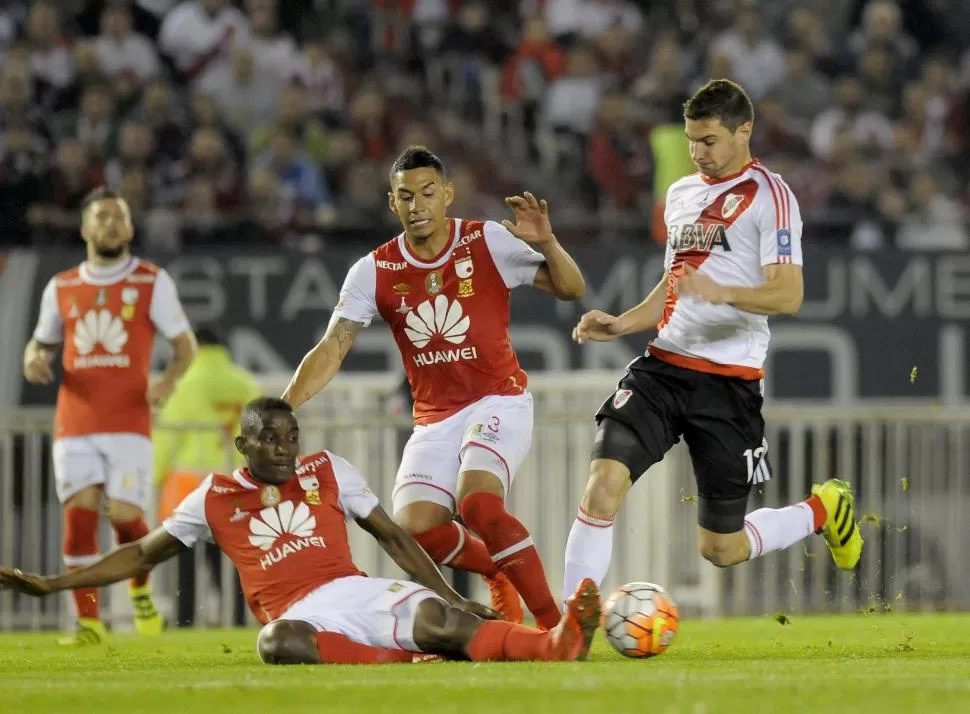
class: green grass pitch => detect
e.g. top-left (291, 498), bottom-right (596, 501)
top-left (2, 614), bottom-right (969, 713)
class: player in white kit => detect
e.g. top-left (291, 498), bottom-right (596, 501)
top-left (283, 146), bottom-right (587, 631)
top-left (561, 80), bottom-right (864, 655)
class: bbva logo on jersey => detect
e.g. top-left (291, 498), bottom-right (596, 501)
top-left (73, 309), bottom-right (131, 369)
top-left (248, 501), bottom-right (326, 570)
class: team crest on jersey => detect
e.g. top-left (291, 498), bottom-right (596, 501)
top-left (721, 193), bottom-right (744, 218)
top-left (455, 255), bottom-right (474, 279)
top-left (298, 474), bottom-right (321, 505)
top-left (260, 486), bottom-right (281, 507)
top-left (121, 305), bottom-right (136, 321)
top-left (425, 271), bottom-right (443, 295)
top-left (457, 279), bottom-right (474, 298)
top-left (395, 296), bottom-right (410, 313)
top-left (121, 287), bottom-right (139, 305)
top-left (613, 389), bottom-right (633, 409)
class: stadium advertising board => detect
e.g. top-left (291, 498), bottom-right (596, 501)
top-left (20, 246), bottom-right (970, 404)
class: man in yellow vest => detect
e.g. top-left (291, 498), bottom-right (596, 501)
top-left (153, 325), bottom-right (262, 625)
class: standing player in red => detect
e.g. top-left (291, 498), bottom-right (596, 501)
top-left (0, 398), bottom-right (602, 665)
top-left (283, 146), bottom-right (586, 629)
top-left (22, 187), bottom-right (197, 645)
top-left (562, 80), bottom-right (863, 647)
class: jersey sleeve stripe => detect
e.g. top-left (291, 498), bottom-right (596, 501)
top-left (752, 165), bottom-right (791, 230)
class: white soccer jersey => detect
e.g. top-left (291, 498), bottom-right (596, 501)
top-left (650, 160), bottom-right (803, 379)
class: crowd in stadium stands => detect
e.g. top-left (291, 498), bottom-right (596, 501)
top-left (0, 0), bottom-right (968, 250)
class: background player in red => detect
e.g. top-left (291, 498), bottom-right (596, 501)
top-left (562, 80), bottom-right (863, 654)
top-left (22, 187), bottom-right (197, 645)
top-left (0, 398), bottom-right (602, 665)
top-left (283, 147), bottom-right (586, 630)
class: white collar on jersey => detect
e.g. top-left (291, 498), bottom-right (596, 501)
top-left (396, 218), bottom-right (461, 270)
top-left (79, 256), bottom-right (137, 285)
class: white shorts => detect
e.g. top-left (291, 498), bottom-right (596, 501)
top-left (52, 433), bottom-right (153, 509)
top-left (279, 576), bottom-right (441, 652)
top-left (392, 392), bottom-right (534, 514)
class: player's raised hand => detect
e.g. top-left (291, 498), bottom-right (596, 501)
top-left (23, 354), bottom-right (54, 385)
top-left (502, 192), bottom-right (554, 246)
top-left (0, 567), bottom-right (53, 597)
top-left (573, 310), bottom-right (623, 344)
top-left (454, 598), bottom-right (503, 621)
top-left (674, 264), bottom-right (729, 305)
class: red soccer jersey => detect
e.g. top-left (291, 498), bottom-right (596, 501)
top-left (162, 451), bottom-right (380, 624)
top-left (331, 219), bottom-right (545, 424)
top-left (31, 258), bottom-right (190, 438)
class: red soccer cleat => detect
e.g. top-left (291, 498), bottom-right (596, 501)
top-left (483, 572), bottom-right (524, 624)
top-left (549, 578), bottom-right (601, 661)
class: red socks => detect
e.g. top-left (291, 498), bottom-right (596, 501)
top-left (466, 620), bottom-right (559, 661)
top-left (459, 493), bottom-right (560, 629)
top-left (315, 632), bottom-right (413, 664)
top-left (805, 495), bottom-right (826, 532)
top-left (412, 522), bottom-right (500, 576)
top-left (114, 517), bottom-right (151, 587)
top-left (63, 507), bottom-right (100, 619)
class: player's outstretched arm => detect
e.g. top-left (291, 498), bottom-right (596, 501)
top-left (572, 273), bottom-right (668, 343)
top-left (282, 317), bottom-right (364, 409)
top-left (356, 506), bottom-right (500, 621)
top-left (502, 192), bottom-right (586, 301)
top-left (23, 338), bottom-right (58, 385)
top-left (0, 528), bottom-right (183, 597)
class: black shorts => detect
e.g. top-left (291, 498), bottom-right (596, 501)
top-left (592, 354), bottom-right (770, 534)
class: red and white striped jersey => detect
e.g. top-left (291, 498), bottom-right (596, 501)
top-left (651, 160), bottom-right (803, 379)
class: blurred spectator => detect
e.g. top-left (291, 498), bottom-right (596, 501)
top-left (710, 5), bottom-right (784, 101)
top-left (54, 82), bottom-right (117, 162)
top-left (257, 125), bottom-right (334, 230)
top-left (335, 160), bottom-right (395, 230)
top-left (291, 37), bottom-right (345, 122)
top-left (246, 0), bottom-right (298, 82)
top-left (349, 84), bottom-right (403, 162)
top-left (856, 46), bottom-right (897, 116)
top-left (26, 2), bottom-right (75, 105)
top-left (104, 119), bottom-right (156, 194)
top-left (54, 40), bottom-right (107, 113)
top-left (751, 94), bottom-right (810, 159)
top-left (501, 17), bottom-right (565, 105)
top-left (0, 69), bottom-right (53, 152)
top-left (201, 45), bottom-right (279, 140)
top-left (250, 83), bottom-right (327, 163)
top-left (810, 75), bottom-right (894, 160)
top-left (586, 91), bottom-right (650, 212)
top-left (246, 166), bottom-right (293, 242)
top-left (896, 170), bottom-right (969, 250)
top-left (446, 163), bottom-right (505, 220)
top-left (33, 137), bottom-right (105, 243)
top-left (632, 33), bottom-right (689, 125)
top-left (184, 127), bottom-right (243, 211)
top-left (776, 51), bottom-right (832, 128)
top-left (540, 46), bottom-right (604, 135)
top-left (845, 1), bottom-right (918, 79)
top-left (189, 91), bottom-right (246, 165)
top-left (96, 2), bottom-right (160, 89)
top-left (0, 116), bottom-right (49, 245)
top-left (158, 0), bottom-right (249, 87)
top-left (786, 9), bottom-right (840, 77)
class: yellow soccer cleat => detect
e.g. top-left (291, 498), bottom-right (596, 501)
top-left (811, 479), bottom-right (863, 570)
top-left (57, 617), bottom-right (107, 646)
top-left (130, 584), bottom-right (164, 636)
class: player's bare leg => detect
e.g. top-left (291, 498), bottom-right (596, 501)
top-left (59, 485), bottom-right (106, 646)
top-left (411, 579), bottom-right (600, 662)
top-left (107, 498), bottom-right (162, 636)
top-left (395, 501), bottom-right (523, 624)
top-left (257, 620), bottom-right (429, 665)
top-left (456, 463), bottom-right (559, 629)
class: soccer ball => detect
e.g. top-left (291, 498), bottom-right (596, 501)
top-left (602, 582), bottom-right (680, 658)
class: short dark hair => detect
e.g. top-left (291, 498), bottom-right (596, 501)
top-left (683, 79), bottom-right (754, 132)
top-left (241, 397), bottom-right (293, 434)
top-left (194, 325), bottom-right (226, 347)
top-left (389, 145), bottom-right (446, 182)
top-left (81, 186), bottom-right (125, 213)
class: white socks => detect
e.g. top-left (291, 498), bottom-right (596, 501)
top-left (743, 502), bottom-right (815, 559)
top-left (562, 509), bottom-right (614, 603)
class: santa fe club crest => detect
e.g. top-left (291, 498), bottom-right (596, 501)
top-left (612, 389), bottom-right (632, 409)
